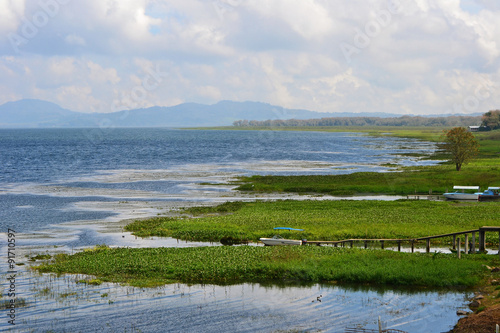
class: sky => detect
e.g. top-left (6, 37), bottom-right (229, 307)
top-left (0, 0), bottom-right (499, 115)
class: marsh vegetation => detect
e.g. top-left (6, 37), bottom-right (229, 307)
top-left (36, 245), bottom-right (499, 288)
top-left (123, 200), bottom-right (500, 246)
top-left (35, 127), bottom-right (500, 293)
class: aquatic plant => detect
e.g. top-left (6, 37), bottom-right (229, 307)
top-left (125, 200), bottom-right (500, 245)
top-left (29, 254), bottom-right (52, 261)
top-left (35, 246), bottom-right (499, 288)
top-left (2, 298), bottom-right (27, 308)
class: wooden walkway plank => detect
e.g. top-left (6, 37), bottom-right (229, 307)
top-left (305, 226), bottom-right (500, 256)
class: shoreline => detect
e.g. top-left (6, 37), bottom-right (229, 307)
top-left (3, 127), bottom-right (499, 332)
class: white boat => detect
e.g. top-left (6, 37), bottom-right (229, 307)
top-left (259, 235), bottom-right (303, 246)
top-left (260, 227), bottom-right (305, 246)
top-left (443, 186), bottom-right (480, 200)
top-left (478, 187), bottom-right (500, 201)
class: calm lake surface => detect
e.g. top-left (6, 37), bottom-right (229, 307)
top-left (0, 128), bottom-right (469, 332)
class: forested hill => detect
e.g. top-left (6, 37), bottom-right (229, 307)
top-left (232, 115), bottom-right (482, 127)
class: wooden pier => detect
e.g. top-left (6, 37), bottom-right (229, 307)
top-left (405, 194), bottom-right (443, 201)
top-left (306, 226), bottom-right (500, 257)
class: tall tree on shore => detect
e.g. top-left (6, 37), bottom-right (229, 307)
top-left (441, 127), bottom-right (479, 171)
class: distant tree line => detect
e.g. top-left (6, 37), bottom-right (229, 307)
top-left (233, 115), bottom-right (482, 128)
top-left (481, 110), bottom-right (500, 130)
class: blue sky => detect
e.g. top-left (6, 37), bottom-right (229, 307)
top-left (0, 0), bottom-right (499, 115)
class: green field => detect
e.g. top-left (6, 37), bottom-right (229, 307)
top-left (124, 200), bottom-right (500, 245)
top-left (35, 246), bottom-right (498, 288)
top-left (234, 165), bottom-right (500, 195)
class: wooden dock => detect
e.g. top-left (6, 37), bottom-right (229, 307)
top-left (405, 194), bottom-right (443, 200)
top-left (306, 226), bottom-right (500, 257)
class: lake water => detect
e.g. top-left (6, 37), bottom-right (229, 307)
top-left (0, 128), bottom-right (469, 332)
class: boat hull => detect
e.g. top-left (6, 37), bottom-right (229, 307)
top-left (443, 193), bottom-right (479, 200)
top-left (259, 238), bottom-right (302, 246)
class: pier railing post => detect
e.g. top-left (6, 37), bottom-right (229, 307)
top-left (426, 239), bottom-right (430, 253)
top-left (380, 240), bottom-right (384, 250)
top-left (397, 241), bottom-right (401, 252)
top-left (471, 231), bottom-right (476, 253)
top-left (479, 229), bottom-right (486, 252)
top-left (452, 235), bottom-right (456, 250)
top-left (410, 240), bottom-right (414, 253)
top-left (464, 234), bottom-right (469, 254)
top-left (457, 237), bottom-right (461, 259)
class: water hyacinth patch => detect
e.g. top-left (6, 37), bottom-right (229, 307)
top-left (35, 246), bottom-right (498, 288)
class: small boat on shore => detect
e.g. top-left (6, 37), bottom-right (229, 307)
top-left (259, 235), bottom-right (303, 246)
top-left (443, 186), bottom-right (480, 200)
top-left (260, 227), bottom-right (305, 246)
top-left (478, 187), bottom-right (500, 201)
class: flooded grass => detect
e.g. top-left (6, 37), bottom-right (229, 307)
top-left (35, 246), bottom-right (499, 289)
top-left (29, 254), bottom-right (52, 261)
top-left (2, 264), bottom-right (469, 332)
top-left (125, 200), bottom-right (500, 245)
top-left (2, 298), bottom-right (28, 308)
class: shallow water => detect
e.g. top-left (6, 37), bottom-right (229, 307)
top-left (1, 253), bottom-right (471, 333)
top-left (1, 128), bottom-right (468, 332)
top-left (1, 129), bottom-right (439, 234)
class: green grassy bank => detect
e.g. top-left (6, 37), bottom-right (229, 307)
top-left (234, 165), bottom-right (500, 196)
top-left (231, 128), bottom-right (500, 195)
top-left (124, 200), bottom-right (500, 244)
top-left (35, 246), bottom-right (498, 288)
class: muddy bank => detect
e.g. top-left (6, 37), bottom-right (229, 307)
top-left (450, 304), bottom-right (500, 333)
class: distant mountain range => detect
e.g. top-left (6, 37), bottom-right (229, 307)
top-left (0, 99), bottom-right (482, 128)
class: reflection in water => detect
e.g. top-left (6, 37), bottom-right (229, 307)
top-left (0, 257), bottom-right (469, 333)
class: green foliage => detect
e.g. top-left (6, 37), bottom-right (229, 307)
top-left (232, 116), bottom-right (481, 128)
top-left (88, 279), bottom-right (103, 285)
top-left (124, 200), bottom-right (500, 245)
top-left (235, 163), bottom-right (500, 195)
top-left (125, 218), bottom-right (176, 238)
top-left (29, 254), bottom-right (52, 261)
top-left (476, 306), bottom-right (486, 313)
top-left (440, 127), bottom-right (479, 171)
top-left (184, 201), bottom-right (247, 216)
top-left (481, 110), bottom-right (500, 130)
top-left (35, 246), bottom-right (498, 288)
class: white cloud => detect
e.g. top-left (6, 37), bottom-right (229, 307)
top-left (65, 34), bottom-right (86, 46)
top-left (249, 0), bottom-right (334, 39)
top-left (0, 0), bottom-right (25, 34)
top-left (0, 0), bottom-right (499, 115)
top-left (87, 61), bottom-right (120, 85)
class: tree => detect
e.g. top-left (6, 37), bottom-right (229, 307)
top-left (481, 110), bottom-right (500, 130)
top-left (441, 127), bottom-right (479, 171)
